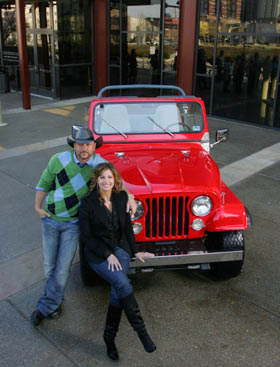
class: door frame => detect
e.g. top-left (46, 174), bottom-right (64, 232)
top-left (26, 1), bottom-right (56, 98)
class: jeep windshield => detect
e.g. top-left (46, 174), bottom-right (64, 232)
top-left (93, 102), bottom-right (204, 136)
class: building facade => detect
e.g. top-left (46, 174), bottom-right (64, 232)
top-left (0, 0), bottom-right (280, 128)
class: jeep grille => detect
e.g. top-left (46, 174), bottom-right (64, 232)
top-left (145, 196), bottom-right (189, 239)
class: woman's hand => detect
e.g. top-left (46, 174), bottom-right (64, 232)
top-left (107, 254), bottom-right (123, 272)
top-left (135, 252), bottom-right (155, 263)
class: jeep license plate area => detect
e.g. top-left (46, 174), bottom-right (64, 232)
top-left (136, 239), bottom-right (206, 256)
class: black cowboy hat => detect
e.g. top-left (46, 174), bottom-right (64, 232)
top-left (67, 125), bottom-right (103, 149)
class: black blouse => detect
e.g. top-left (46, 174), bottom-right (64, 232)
top-left (104, 202), bottom-right (121, 248)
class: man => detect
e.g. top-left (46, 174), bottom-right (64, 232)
top-left (31, 125), bottom-right (136, 326)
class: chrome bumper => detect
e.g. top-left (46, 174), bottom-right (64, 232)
top-left (129, 251), bottom-right (243, 269)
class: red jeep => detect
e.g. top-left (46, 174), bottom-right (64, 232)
top-left (80, 85), bottom-right (251, 284)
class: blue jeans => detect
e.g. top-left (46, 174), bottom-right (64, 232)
top-left (89, 247), bottom-right (132, 308)
top-left (38, 217), bottom-right (79, 316)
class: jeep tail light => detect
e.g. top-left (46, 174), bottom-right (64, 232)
top-left (131, 200), bottom-right (144, 220)
top-left (191, 196), bottom-right (212, 217)
top-left (201, 132), bottom-right (210, 152)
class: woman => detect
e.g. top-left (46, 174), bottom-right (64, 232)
top-left (79, 162), bottom-right (156, 360)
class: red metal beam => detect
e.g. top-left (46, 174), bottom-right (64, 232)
top-left (177, 0), bottom-right (198, 95)
top-left (94, 0), bottom-right (108, 95)
top-left (15, 0), bottom-right (30, 109)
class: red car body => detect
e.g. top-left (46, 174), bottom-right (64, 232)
top-left (81, 85), bottom-right (250, 282)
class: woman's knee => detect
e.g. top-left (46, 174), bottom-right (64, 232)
top-left (112, 275), bottom-right (132, 296)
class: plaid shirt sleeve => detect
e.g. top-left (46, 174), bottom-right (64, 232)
top-left (36, 154), bottom-right (58, 192)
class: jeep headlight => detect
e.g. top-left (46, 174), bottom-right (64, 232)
top-left (191, 196), bottom-right (212, 217)
top-left (130, 200), bottom-right (144, 220)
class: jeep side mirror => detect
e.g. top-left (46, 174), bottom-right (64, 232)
top-left (210, 128), bottom-right (229, 148)
top-left (216, 128), bottom-right (229, 142)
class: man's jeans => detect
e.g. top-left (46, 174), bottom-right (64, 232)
top-left (38, 217), bottom-right (79, 316)
top-left (89, 247), bottom-right (132, 308)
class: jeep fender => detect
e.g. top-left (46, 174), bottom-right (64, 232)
top-left (206, 188), bottom-right (251, 231)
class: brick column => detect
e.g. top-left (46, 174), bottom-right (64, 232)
top-left (94, 0), bottom-right (108, 95)
top-left (176, 0), bottom-right (198, 95)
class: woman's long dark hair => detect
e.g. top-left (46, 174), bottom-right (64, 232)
top-left (88, 162), bottom-right (123, 195)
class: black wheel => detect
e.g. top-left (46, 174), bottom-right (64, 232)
top-left (79, 240), bottom-right (103, 286)
top-left (205, 230), bottom-right (245, 280)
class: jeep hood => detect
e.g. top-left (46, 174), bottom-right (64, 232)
top-left (100, 144), bottom-right (221, 195)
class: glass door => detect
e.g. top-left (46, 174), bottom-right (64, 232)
top-left (26, 1), bottom-right (55, 97)
top-left (109, 0), bottom-right (163, 91)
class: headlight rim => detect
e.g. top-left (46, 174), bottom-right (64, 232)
top-left (191, 195), bottom-right (213, 217)
top-left (130, 200), bottom-right (144, 220)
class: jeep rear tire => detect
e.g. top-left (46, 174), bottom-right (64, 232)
top-left (206, 230), bottom-right (245, 279)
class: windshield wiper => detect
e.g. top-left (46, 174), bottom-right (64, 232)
top-left (148, 116), bottom-right (175, 137)
top-left (101, 118), bottom-right (127, 138)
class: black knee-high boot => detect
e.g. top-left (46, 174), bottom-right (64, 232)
top-left (103, 304), bottom-right (122, 360)
top-left (120, 293), bottom-right (156, 353)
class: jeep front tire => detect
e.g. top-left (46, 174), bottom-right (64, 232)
top-left (206, 230), bottom-right (245, 279)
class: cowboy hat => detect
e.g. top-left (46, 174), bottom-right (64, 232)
top-left (67, 125), bottom-right (103, 148)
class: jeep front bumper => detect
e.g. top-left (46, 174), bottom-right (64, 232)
top-left (129, 250), bottom-right (243, 271)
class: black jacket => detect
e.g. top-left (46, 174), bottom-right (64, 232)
top-left (79, 190), bottom-right (138, 264)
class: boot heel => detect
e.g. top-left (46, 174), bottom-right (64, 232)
top-left (103, 336), bottom-right (119, 360)
top-left (137, 330), bottom-right (156, 353)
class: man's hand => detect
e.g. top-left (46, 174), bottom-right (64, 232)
top-left (34, 190), bottom-right (50, 218)
top-left (126, 194), bottom-right (137, 215)
top-left (35, 208), bottom-right (50, 219)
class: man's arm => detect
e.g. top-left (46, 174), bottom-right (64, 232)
top-left (34, 190), bottom-right (50, 218)
top-left (122, 183), bottom-right (137, 215)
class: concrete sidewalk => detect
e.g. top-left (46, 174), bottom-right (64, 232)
top-left (1, 91), bottom-right (280, 366)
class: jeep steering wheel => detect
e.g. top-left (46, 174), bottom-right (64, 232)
top-left (165, 122), bottom-right (191, 132)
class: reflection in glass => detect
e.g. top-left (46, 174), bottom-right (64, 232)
top-left (25, 5), bottom-right (33, 29)
top-left (53, 2), bottom-right (58, 31)
top-left (163, 0), bottom-right (179, 87)
top-left (2, 6), bottom-right (17, 49)
top-left (27, 33), bottom-right (36, 89)
top-left (163, 71), bottom-right (176, 86)
top-left (213, 37), bottom-right (280, 126)
top-left (57, 0), bottom-right (92, 65)
top-left (37, 34), bottom-right (52, 90)
top-left (2, 5), bottom-right (19, 90)
top-left (195, 74), bottom-right (211, 113)
top-left (59, 65), bottom-right (92, 98)
top-left (35, 2), bottom-right (51, 29)
top-left (195, 46), bottom-right (213, 102)
top-left (110, 1), bottom-right (181, 92)
top-left (164, 0), bottom-right (179, 72)
top-left (110, 66), bottom-right (120, 85)
top-left (110, 1), bottom-right (120, 31)
top-left (109, 1), bottom-right (120, 84)
top-left (217, 0), bottom-right (280, 34)
top-left (121, 33), bottom-right (160, 85)
top-left (122, 1), bottom-right (161, 32)
top-left (110, 32), bottom-right (120, 66)
top-left (197, 0), bottom-right (280, 127)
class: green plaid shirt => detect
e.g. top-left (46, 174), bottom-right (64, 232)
top-left (36, 150), bottom-right (105, 222)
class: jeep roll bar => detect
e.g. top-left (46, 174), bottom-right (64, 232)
top-left (97, 84), bottom-right (186, 98)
